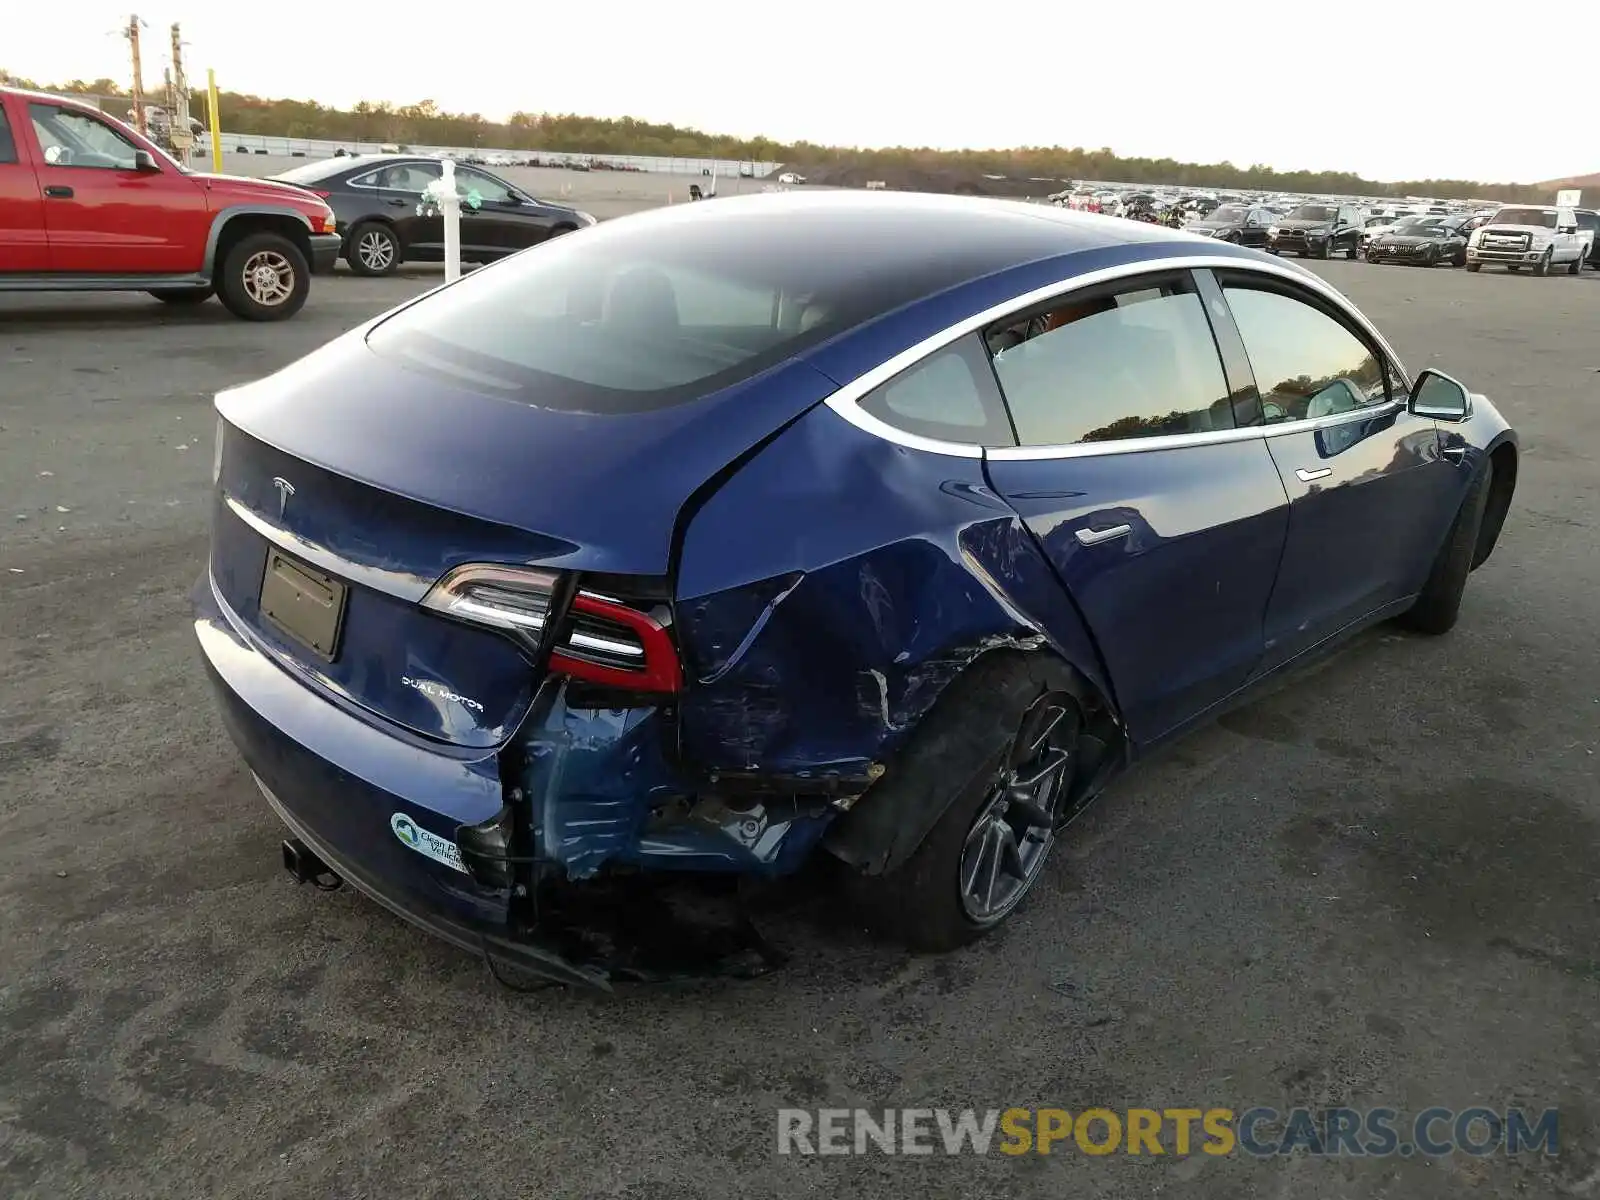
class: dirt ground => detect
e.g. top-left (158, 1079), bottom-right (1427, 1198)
top-left (1, 256), bottom-right (1598, 1199)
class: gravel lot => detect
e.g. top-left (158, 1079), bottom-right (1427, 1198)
top-left (1, 258), bottom-right (1597, 1200)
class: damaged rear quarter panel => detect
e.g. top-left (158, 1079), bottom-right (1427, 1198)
top-left (673, 403), bottom-right (1111, 780)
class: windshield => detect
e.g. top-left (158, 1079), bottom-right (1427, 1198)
top-left (1492, 207), bottom-right (1557, 228)
top-left (1204, 205), bottom-right (1247, 223)
top-left (1394, 216), bottom-right (1443, 231)
top-left (1287, 205), bottom-right (1335, 222)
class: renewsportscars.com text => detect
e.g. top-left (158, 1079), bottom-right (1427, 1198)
top-left (776, 1106), bottom-right (1558, 1158)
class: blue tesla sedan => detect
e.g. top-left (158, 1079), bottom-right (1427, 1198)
top-left (195, 191), bottom-right (1517, 987)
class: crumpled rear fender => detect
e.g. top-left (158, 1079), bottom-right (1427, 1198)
top-left (673, 403), bottom-right (1116, 791)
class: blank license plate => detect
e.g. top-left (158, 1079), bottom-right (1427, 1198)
top-left (259, 551), bottom-right (347, 660)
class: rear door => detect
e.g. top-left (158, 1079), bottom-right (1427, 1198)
top-left (0, 94), bottom-right (49, 272)
top-left (1211, 269), bottom-right (1461, 671)
top-left (981, 269), bottom-right (1291, 744)
top-left (26, 98), bottom-right (208, 273)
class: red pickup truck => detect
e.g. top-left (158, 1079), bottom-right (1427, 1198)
top-left (0, 87), bottom-right (341, 320)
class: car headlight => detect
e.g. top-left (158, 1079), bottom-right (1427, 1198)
top-left (1268, 226), bottom-right (1280, 236)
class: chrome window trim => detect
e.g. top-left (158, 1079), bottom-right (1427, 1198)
top-left (822, 253), bottom-right (1410, 461)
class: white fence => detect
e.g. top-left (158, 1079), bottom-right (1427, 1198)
top-left (197, 133), bottom-right (779, 179)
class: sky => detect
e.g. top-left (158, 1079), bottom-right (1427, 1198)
top-left (6, 2), bottom-right (1586, 185)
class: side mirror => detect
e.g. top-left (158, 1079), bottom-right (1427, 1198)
top-left (1559, 224), bottom-right (1577, 234)
top-left (133, 149), bottom-right (160, 172)
top-left (1409, 369), bottom-right (1471, 422)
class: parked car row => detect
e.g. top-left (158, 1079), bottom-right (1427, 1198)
top-left (1180, 195), bottom-right (1598, 276)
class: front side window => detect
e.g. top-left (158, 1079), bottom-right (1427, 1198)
top-left (858, 335), bottom-right (1012, 446)
top-left (986, 280), bottom-right (1234, 446)
top-left (1223, 285), bottom-right (1387, 424)
top-left (29, 104), bottom-right (140, 170)
top-left (455, 167), bottom-right (516, 206)
top-left (1288, 205), bottom-right (1335, 222)
top-left (0, 107), bottom-right (17, 164)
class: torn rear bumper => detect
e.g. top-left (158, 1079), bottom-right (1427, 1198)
top-left (260, 776), bottom-right (610, 989)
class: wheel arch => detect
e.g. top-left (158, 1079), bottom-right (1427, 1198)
top-left (1473, 439), bottom-right (1518, 569)
top-left (203, 206), bottom-right (315, 279)
top-left (822, 642), bottom-right (1123, 876)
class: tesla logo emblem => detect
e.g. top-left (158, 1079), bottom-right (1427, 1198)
top-left (271, 476), bottom-right (295, 518)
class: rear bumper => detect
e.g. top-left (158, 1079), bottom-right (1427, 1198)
top-left (308, 233), bottom-right (342, 273)
top-left (192, 569), bottom-right (610, 988)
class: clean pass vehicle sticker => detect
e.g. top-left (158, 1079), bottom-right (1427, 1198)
top-left (390, 813), bottom-right (470, 874)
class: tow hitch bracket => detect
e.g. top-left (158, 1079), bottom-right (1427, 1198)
top-left (282, 838), bottom-right (343, 891)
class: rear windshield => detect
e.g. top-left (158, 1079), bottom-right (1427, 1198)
top-left (269, 158), bottom-right (351, 183)
top-left (366, 204), bottom-right (1050, 413)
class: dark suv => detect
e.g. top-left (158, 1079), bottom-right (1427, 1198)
top-left (1268, 203), bottom-right (1364, 258)
top-left (269, 154), bottom-right (596, 276)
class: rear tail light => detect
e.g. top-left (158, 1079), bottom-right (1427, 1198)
top-left (420, 564), bottom-right (681, 694)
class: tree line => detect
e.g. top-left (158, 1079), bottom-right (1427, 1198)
top-left (0, 71), bottom-right (1553, 202)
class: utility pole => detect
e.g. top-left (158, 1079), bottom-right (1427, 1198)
top-left (169, 23), bottom-right (194, 156)
top-left (125, 14), bottom-right (147, 136)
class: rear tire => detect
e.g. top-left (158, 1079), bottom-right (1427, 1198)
top-left (851, 653), bottom-right (1081, 952)
top-left (347, 221), bottom-right (400, 276)
top-left (1397, 463), bottom-right (1492, 636)
top-left (148, 286), bottom-right (214, 305)
top-left (1568, 249), bottom-right (1582, 275)
top-left (216, 232), bottom-right (310, 321)
top-left (1346, 237), bottom-right (1359, 260)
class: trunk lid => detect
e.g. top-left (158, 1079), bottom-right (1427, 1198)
top-left (212, 330), bottom-right (839, 747)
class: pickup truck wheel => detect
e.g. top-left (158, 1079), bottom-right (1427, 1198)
top-left (148, 286), bottom-right (214, 305)
top-left (347, 222), bottom-right (400, 276)
top-left (1532, 248), bottom-right (1552, 276)
top-left (1568, 249), bottom-right (1582, 275)
top-left (1465, 262), bottom-right (1481, 272)
top-left (217, 232), bottom-right (309, 321)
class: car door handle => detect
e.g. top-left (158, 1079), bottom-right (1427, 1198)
top-left (386, 197), bottom-right (408, 207)
top-left (43, 185), bottom-right (74, 199)
top-left (1296, 467), bottom-right (1333, 482)
top-left (1075, 524), bottom-right (1132, 547)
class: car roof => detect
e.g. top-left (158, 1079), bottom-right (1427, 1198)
top-left (594, 190), bottom-right (1215, 298)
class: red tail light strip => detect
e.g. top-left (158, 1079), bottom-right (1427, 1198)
top-left (550, 593), bottom-right (681, 694)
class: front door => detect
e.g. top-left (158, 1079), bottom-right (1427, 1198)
top-left (980, 271), bottom-right (1291, 744)
top-left (26, 100), bottom-right (207, 274)
top-left (453, 166), bottom-right (541, 258)
top-left (1213, 274), bottom-right (1461, 672)
top-left (0, 98), bottom-right (48, 271)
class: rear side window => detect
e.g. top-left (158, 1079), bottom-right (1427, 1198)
top-left (0, 107), bottom-right (16, 164)
top-left (985, 280), bottom-right (1234, 446)
top-left (1222, 285), bottom-right (1387, 424)
top-left (858, 335), bottom-right (1013, 446)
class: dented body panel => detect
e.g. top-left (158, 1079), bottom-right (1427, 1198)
top-left (675, 405), bottom-right (1112, 780)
